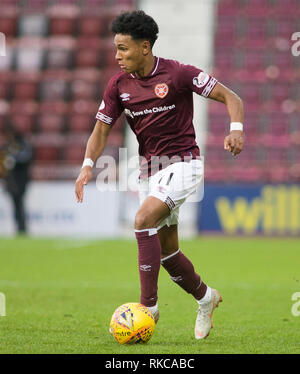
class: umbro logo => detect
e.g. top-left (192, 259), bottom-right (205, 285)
top-left (140, 264), bottom-right (152, 272)
top-left (120, 93), bottom-right (131, 101)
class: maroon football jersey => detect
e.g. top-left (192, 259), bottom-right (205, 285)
top-left (96, 57), bottom-right (218, 177)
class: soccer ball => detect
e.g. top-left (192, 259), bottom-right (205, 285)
top-left (109, 302), bottom-right (155, 344)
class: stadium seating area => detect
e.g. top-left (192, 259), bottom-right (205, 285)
top-left (206, 0), bottom-right (300, 182)
top-left (0, 0), bottom-right (134, 180)
top-left (0, 0), bottom-right (299, 183)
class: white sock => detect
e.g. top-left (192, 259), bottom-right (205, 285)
top-left (197, 286), bottom-right (212, 305)
top-left (147, 304), bottom-right (158, 315)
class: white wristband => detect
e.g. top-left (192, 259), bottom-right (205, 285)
top-left (230, 122), bottom-right (243, 132)
top-left (82, 158), bottom-right (94, 169)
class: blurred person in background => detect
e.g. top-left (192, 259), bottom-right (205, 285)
top-left (0, 126), bottom-right (33, 235)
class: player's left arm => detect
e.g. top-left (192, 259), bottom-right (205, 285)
top-left (208, 82), bottom-right (244, 156)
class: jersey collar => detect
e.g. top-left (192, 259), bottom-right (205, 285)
top-left (130, 57), bottom-right (160, 79)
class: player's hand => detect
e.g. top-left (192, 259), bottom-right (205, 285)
top-left (75, 166), bottom-right (93, 203)
top-left (224, 130), bottom-right (244, 156)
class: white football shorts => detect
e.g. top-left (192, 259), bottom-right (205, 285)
top-left (138, 159), bottom-right (204, 229)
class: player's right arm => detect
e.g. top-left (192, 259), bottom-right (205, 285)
top-left (75, 120), bottom-right (111, 203)
top-left (75, 73), bottom-right (123, 202)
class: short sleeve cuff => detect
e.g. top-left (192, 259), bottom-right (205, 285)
top-left (201, 77), bottom-right (218, 98)
top-left (95, 112), bottom-right (114, 125)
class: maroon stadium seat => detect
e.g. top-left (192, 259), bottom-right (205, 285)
top-left (242, 49), bottom-right (267, 72)
top-left (81, 0), bottom-right (106, 9)
top-left (0, 116), bottom-right (7, 134)
top-left (271, 0), bottom-right (300, 16)
top-left (204, 164), bottom-right (227, 182)
top-left (64, 134), bottom-right (90, 153)
top-left (271, 49), bottom-right (293, 71)
top-left (100, 67), bottom-right (121, 88)
top-left (78, 15), bottom-right (106, 37)
top-left (10, 100), bottom-right (38, 134)
top-left (206, 114), bottom-right (227, 146)
top-left (209, 0), bottom-right (299, 182)
top-left (10, 100), bottom-right (38, 115)
top-left (231, 164), bottom-right (264, 182)
top-left (289, 146), bottom-right (300, 164)
top-left (75, 48), bottom-right (102, 68)
top-left (204, 145), bottom-right (228, 165)
top-left (244, 16), bottom-right (268, 41)
top-left (105, 47), bottom-right (119, 69)
top-left (265, 82), bottom-right (291, 105)
top-left (0, 1), bottom-right (132, 180)
top-left (292, 84), bottom-right (300, 101)
top-left (70, 79), bottom-right (100, 100)
top-left (0, 75), bottom-right (11, 100)
top-left (39, 100), bottom-right (68, 114)
top-left (21, 0), bottom-right (49, 10)
top-left (213, 48), bottom-right (234, 72)
top-left (9, 114), bottom-right (35, 134)
top-left (34, 144), bottom-right (61, 162)
top-left (241, 0), bottom-right (270, 16)
top-left (242, 82), bottom-right (263, 105)
top-left (217, 0), bottom-right (240, 16)
top-left (267, 164), bottom-right (290, 182)
top-left (0, 8), bottom-right (18, 37)
top-left (261, 113), bottom-right (290, 147)
top-left (77, 36), bottom-right (104, 49)
top-left (68, 114), bottom-right (93, 133)
top-left (208, 113), bottom-right (228, 133)
top-left (268, 16), bottom-right (296, 39)
top-left (37, 113), bottom-right (66, 133)
top-left (63, 144), bottom-right (86, 163)
top-left (48, 6), bottom-right (78, 36)
top-left (111, 0), bottom-right (135, 5)
top-left (37, 101), bottom-right (68, 133)
top-left (214, 17), bottom-right (237, 47)
top-left (71, 68), bottom-right (103, 99)
top-left (289, 163), bottom-right (300, 182)
top-left (12, 72), bottom-right (40, 100)
top-left (69, 99), bottom-right (98, 117)
top-left (243, 115), bottom-right (260, 145)
top-left (265, 147), bottom-right (289, 167)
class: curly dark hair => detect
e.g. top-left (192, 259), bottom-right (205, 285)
top-left (111, 10), bottom-right (159, 48)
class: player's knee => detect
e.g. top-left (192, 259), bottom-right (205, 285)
top-left (134, 210), bottom-right (156, 230)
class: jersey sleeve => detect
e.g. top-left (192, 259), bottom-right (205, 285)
top-left (178, 63), bottom-right (218, 98)
top-left (95, 76), bottom-right (123, 126)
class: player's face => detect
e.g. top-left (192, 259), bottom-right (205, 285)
top-left (114, 34), bottom-right (150, 74)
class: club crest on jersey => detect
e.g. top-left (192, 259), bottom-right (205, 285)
top-left (155, 83), bottom-right (169, 99)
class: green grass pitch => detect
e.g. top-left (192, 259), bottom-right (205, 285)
top-left (0, 236), bottom-right (299, 354)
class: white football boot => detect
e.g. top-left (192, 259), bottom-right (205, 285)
top-left (148, 304), bottom-right (160, 324)
top-left (152, 309), bottom-right (160, 324)
top-left (195, 288), bottom-right (222, 340)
